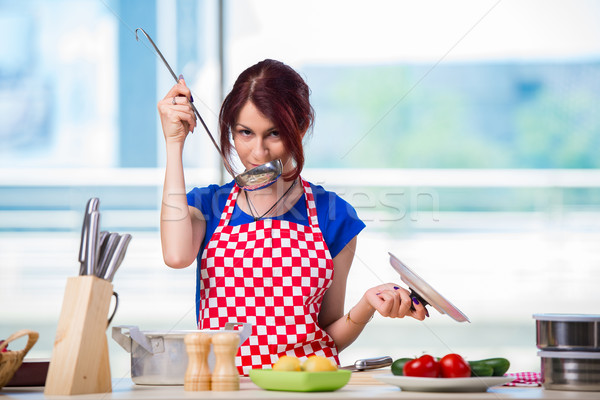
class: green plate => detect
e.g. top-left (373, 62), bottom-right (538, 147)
top-left (248, 369), bottom-right (351, 392)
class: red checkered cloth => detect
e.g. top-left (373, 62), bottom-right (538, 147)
top-left (503, 372), bottom-right (542, 387)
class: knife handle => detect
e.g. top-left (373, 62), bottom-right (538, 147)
top-left (104, 234), bottom-right (132, 282)
top-left (85, 211), bottom-right (101, 276)
top-left (354, 356), bottom-right (393, 370)
top-left (79, 198), bottom-right (99, 267)
top-left (96, 232), bottom-right (120, 278)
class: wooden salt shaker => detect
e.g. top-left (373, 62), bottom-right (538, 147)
top-left (184, 332), bottom-right (212, 391)
top-left (211, 332), bottom-right (240, 391)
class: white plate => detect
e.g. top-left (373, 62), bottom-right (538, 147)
top-left (389, 252), bottom-right (470, 323)
top-left (375, 374), bottom-right (515, 392)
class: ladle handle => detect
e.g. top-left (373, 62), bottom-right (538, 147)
top-left (135, 28), bottom-right (225, 162)
top-left (189, 102), bottom-right (222, 155)
top-left (135, 28), bottom-right (178, 83)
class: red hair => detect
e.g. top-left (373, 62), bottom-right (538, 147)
top-left (219, 59), bottom-right (314, 181)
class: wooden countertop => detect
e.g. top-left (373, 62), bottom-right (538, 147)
top-left (3, 373), bottom-right (598, 400)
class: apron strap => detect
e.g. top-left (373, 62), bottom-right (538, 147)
top-left (216, 183), bottom-right (240, 228)
top-left (300, 178), bottom-right (321, 230)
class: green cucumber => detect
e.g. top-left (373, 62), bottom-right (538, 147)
top-left (391, 358), bottom-right (413, 376)
top-left (469, 358), bottom-right (510, 376)
top-left (469, 362), bottom-right (494, 377)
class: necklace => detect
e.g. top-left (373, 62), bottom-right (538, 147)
top-left (244, 179), bottom-right (297, 221)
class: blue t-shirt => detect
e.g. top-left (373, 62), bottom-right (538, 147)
top-left (186, 180), bottom-right (366, 320)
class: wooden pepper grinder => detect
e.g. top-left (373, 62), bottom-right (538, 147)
top-left (184, 332), bottom-right (212, 391)
top-left (211, 332), bottom-right (240, 391)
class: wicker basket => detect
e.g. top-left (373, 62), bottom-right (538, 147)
top-left (0, 329), bottom-right (39, 389)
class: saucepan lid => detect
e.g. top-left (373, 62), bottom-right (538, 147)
top-left (533, 313), bottom-right (600, 322)
top-left (389, 252), bottom-right (470, 323)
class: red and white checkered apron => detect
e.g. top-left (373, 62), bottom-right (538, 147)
top-left (198, 178), bottom-right (339, 375)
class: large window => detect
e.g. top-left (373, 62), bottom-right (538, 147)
top-left (1, 0), bottom-right (599, 377)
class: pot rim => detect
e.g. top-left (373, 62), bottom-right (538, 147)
top-left (136, 329), bottom-right (240, 338)
top-left (533, 313), bottom-right (600, 322)
top-left (538, 351), bottom-right (600, 359)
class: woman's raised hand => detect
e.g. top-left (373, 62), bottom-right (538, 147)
top-left (363, 283), bottom-right (427, 321)
top-left (157, 77), bottom-right (197, 143)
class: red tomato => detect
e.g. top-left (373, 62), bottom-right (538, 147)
top-left (403, 354), bottom-right (441, 378)
top-left (439, 353), bottom-right (471, 378)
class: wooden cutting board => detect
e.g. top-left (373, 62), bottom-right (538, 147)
top-left (347, 368), bottom-right (391, 385)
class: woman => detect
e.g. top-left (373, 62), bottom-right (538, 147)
top-left (158, 59), bottom-right (426, 375)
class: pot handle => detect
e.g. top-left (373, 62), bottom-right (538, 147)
top-left (224, 322), bottom-right (252, 344)
top-left (112, 325), bottom-right (154, 354)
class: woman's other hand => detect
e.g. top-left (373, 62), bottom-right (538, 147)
top-left (157, 76), bottom-right (197, 143)
top-left (364, 283), bottom-right (427, 321)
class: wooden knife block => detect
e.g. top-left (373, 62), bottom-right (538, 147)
top-left (45, 275), bottom-right (113, 395)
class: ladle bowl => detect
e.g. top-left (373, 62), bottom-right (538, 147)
top-left (235, 159), bottom-right (283, 191)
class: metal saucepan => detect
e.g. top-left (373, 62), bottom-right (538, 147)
top-left (538, 350), bottom-right (600, 391)
top-left (534, 314), bottom-right (600, 351)
top-left (135, 28), bottom-right (282, 190)
top-left (112, 323), bottom-right (252, 385)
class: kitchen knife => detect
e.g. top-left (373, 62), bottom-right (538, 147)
top-left (96, 230), bottom-right (109, 264)
top-left (103, 234), bottom-right (131, 282)
top-left (96, 232), bottom-right (119, 278)
top-left (96, 231), bottom-right (109, 267)
top-left (98, 230), bottom-right (109, 248)
top-left (85, 211), bottom-right (101, 276)
top-left (340, 356), bottom-right (393, 371)
top-left (78, 198), bottom-right (99, 275)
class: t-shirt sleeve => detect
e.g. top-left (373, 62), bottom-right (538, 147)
top-left (314, 186), bottom-right (366, 258)
top-left (186, 184), bottom-right (222, 223)
top-left (187, 181), bottom-right (235, 231)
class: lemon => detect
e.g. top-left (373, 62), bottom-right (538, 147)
top-left (272, 355), bottom-right (302, 371)
top-left (301, 355), bottom-right (338, 372)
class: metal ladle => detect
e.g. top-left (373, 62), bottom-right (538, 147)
top-left (135, 28), bottom-right (282, 190)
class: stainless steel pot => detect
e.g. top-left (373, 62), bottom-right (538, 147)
top-left (112, 323), bottom-right (252, 385)
top-left (538, 351), bottom-right (600, 391)
top-left (534, 314), bottom-right (600, 351)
